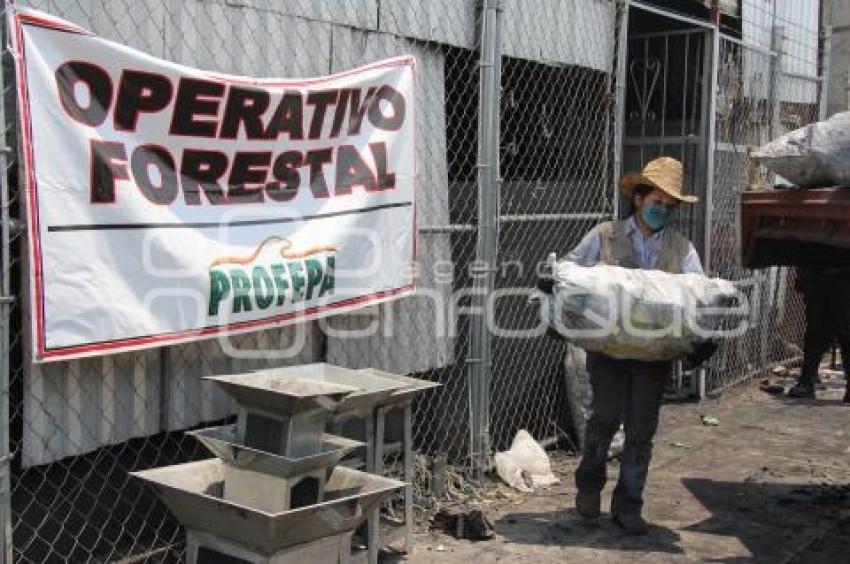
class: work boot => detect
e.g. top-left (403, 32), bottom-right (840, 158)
top-left (612, 512), bottom-right (650, 535)
top-left (788, 380), bottom-right (816, 399)
top-left (575, 491), bottom-right (601, 520)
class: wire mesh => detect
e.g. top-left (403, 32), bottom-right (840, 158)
top-left (0, 0), bottom-right (829, 561)
top-left (488, 0), bottom-right (621, 451)
top-left (705, 33), bottom-right (812, 394)
top-left (4, 0), bottom-right (481, 561)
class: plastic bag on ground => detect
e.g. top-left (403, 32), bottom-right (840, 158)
top-left (751, 111), bottom-right (850, 187)
top-left (542, 259), bottom-right (737, 362)
top-left (494, 430), bottom-right (559, 492)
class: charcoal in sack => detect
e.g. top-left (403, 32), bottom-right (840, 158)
top-left (751, 111), bottom-right (850, 188)
top-left (541, 260), bottom-right (738, 362)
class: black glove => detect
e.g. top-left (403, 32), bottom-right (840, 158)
top-left (545, 325), bottom-right (567, 341)
top-left (536, 275), bottom-right (555, 295)
top-left (536, 256), bottom-right (556, 294)
top-left (683, 339), bottom-right (719, 371)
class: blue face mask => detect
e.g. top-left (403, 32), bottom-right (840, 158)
top-left (641, 203), bottom-right (672, 231)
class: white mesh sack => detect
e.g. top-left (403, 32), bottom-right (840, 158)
top-left (541, 260), bottom-right (738, 362)
top-left (751, 111), bottom-right (850, 187)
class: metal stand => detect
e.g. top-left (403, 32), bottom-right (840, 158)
top-left (341, 401), bottom-right (414, 564)
top-left (186, 529), bottom-right (353, 564)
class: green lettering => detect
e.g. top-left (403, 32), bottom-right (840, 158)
top-left (304, 258), bottom-right (323, 299)
top-left (252, 265), bottom-right (275, 310)
top-left (230, 269), bottom-right (253, 313)
top-left (319, 255), bottom-right (335, 297)
top-left (271, 263), bottom-right (289, 305)
top-left (208, 270), bottom-right (231, 316)
top-left (290, 261), bottom-right (305, 302)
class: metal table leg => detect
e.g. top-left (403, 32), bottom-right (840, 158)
top-left (366, 410), bottom-right (379, 564)
top-left (402, 401), bottom-right (413, 553)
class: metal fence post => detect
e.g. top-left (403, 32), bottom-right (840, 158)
top-left (769, 26), bottom-right (785, 139)
top-left (697, 25), bottom-right (719, 399)
top-left (612, 0), bottom-right (629, 217)
top-left (702, 26), bottom-right (719, 273)
top-left (469, 0), bottom-right (501, 480)
top-left (819, 24), bottom-right (832, 120)
top-left (0, 4), bottom-right (14, 558)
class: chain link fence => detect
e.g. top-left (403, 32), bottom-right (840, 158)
top-left (0, 0), bottom-right (830, 561)
top-left (490, 1), bottom-right (621, 451)
top-left (704, 4), bottom-right (824, 394)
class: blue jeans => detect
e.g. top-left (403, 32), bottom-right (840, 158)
top-left (574, 352), bottom-right (669, 515)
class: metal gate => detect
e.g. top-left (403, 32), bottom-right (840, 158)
top-left (621, 9), bottom-right (716, 257)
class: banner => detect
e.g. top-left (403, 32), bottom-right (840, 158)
top-left (11, 9), bottom-right (416, 362)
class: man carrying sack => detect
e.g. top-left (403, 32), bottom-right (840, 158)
top-left (562, 157), bottom-right (708, 534)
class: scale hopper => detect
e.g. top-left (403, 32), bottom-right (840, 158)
top-left (204, 373), bottom-right (356, 457)
top-left (273, 363), bottom-right (408, 414)
top-left (132, 459), bottom-right (404, 555)
top-left (189, 424), bottom-right (362, 479)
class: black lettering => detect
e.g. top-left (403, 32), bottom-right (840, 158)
top-left (180, 149), bottom-right (229, 205)
top-left (368, 85), bottom-right (405, 131)
top-left (335, 145), bottom-right (377, 195)
top-left (131, 145), bottom-right (178, 204)
top-left (267, 151), bottom-right (302, 202)
top-left (90, 140), bottom-right (127, 203)
top-left (220, 86), bottom-right (270, 139)
top-left (169, 78), bottom-right (224, 137)
top-left (114, 70), bottom-right (172, 131)
top-left (228, 152), bottom-right (269, 203)
top-left (56, 61), bottom-right (112, 126)
top-left (371, 142), bottom-right (396, 191)
top-left (265, 91), bottom-right (304, 140)
top-left (329, 89), bottom-right (350, 138)
top-left (348, 87), bottom-right (376, 136)
top-left (304, 148), bottom-right (333, 198)
top-left (306, 90), bottom-right (338, 139)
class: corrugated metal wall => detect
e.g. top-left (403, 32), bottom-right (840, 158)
top-left (18, 0), bottom-right (618, 467)
top-left (742, 0), bottom-right (820, 104)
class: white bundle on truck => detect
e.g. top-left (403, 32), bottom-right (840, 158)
top-left (751, 111), bottom-right (850, 187)
top-left (540, 258), bottom-right (738, 362)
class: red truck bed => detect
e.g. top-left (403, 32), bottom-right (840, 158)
top-left (740, 187), bottom-right (850, 268)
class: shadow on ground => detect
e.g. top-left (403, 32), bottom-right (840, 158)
top-left (494, 509), bottom-right (684, 554)
top-left (682, 478), bottom-right (850, 563)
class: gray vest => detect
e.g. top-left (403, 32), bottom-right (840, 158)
top-left (594, 219), bottom-right (690, 274)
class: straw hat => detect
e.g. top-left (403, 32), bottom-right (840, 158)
top-left (619, 156), bottom-right (699, 204)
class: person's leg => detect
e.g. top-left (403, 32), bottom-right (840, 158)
top-left (791, 287), bottom-right (831, 397)
top-left (836, 286), bottom-right (850, 403)
top-left (610, 360), bottom-right (669, 531)
top-left (838, 337), bottom-right (850, 404)
top-left (575, 353), bottom-right (627, 516)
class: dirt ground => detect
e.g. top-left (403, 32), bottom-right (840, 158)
top-left (399, 370), bottom-right (850, 563)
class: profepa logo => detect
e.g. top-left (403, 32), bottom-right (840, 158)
top-left (208, 237), bottom-right (337, 316)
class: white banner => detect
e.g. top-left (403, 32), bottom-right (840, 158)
top-left (11, 8), bottom-right (416, 362)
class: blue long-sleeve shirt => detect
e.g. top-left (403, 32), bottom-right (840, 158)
top-left (565, 216), bottom-right (704, 274)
